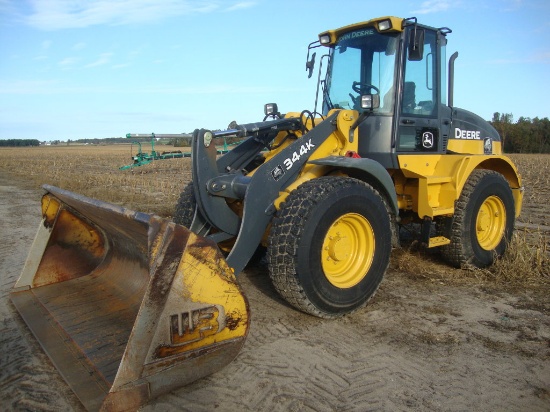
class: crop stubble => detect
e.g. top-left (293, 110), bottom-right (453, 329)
top-left (0, 146), bottom-right (549, 411)
top-left (1, 145), bottom-right (547, 288)
top-left (1, 146), bottom-right (547, 256)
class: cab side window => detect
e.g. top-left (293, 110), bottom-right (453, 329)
top-left (402, 30), bottom-right (437, 117)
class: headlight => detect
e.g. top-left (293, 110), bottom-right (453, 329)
top-left (378, 19), bottom-right (392, 31)
top-left (361, 94), bottom-right (380, 110)
top-left (264, 103), bottom-right (279, 116)
top-left (319, 34), bottom-right (331, 44)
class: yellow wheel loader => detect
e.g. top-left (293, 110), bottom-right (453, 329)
top-left (11, 16), bottom-right (523, 411)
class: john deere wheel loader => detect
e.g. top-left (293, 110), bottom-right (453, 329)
top-left (11, 16), bottom-right (522, 411)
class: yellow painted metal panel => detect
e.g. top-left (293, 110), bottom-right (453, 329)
top-left (319, 16), bottom-right (405, 45)
top-left (447, 139), bottom-right (502, 155)
top-left (397, 153), bottom-right (523, 219)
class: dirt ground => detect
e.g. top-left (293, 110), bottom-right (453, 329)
top-left (1, 171), bottom-right (549, 412)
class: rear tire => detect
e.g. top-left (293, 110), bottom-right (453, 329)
top-left (440, 169), bottom-right (515, 268)
top-left (267, 176), bottom-right (392, 318)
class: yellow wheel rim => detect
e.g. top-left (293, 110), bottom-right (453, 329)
top-left (321, 213), bottom-right (375, 288)
top-left (476, 195), bottom-right (506, 250)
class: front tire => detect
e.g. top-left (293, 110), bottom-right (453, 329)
top-left (173, 182), bottom-right (195, 227)
top-left (267, 176), bottom-right (392, 318)
top-left (440, 169), bottom-right (515, 268)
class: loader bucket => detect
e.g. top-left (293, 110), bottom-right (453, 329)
top-left (10, 185), bottom-right (250, 412)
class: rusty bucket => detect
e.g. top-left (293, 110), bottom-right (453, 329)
top-left (11, 185), bottom-right (249, 411)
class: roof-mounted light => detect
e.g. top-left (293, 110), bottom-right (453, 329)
top-left (319, 34), bottom-right (331, 44)
top-left (378, 19), bottom-right (392, 31)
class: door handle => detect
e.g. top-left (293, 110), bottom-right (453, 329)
top-left (402, 119), bottom-right (415, 125)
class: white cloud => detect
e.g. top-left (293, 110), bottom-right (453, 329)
top-left (533, 50), bottom-right (550, 63)
top-left (58, 57), bottom-right (78, 68)
top-left (0, 0), bottom-right (16, 14)
top-left (85, 52), bottom-right (114, 68)
top-left (0, 79), bottom-right (61, 94)
top-left (224, 2), bottom-right (256, 12)
top-left (0, 78), bottom-right (280, 96)
top-left (72, 42), bottom-right (86, 51)
top-left (501, 0), bottom-right (522, 12)
top-left (21, 0), bottom-right (256, 30)
top-left (489, 50), bottom-right (550, 65)
top-left (411, 0), bottom-right (453, 15)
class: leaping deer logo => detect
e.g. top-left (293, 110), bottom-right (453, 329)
top-left (422, 131), bottom-right (434, 149)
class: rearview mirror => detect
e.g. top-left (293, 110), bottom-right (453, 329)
top-left (306, 52), bottom-right (316, 78)
top-left (408, 28), bottom-right (425, 61)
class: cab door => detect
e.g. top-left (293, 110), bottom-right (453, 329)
top-left (395, 27), bottom-right (444, 154)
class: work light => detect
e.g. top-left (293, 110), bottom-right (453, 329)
top-left (378, 19), bottom-right (392, 31)
top-left (361, 94), bottom-right (380, 110)
top-left (319, 34), bottom-right (331, 44)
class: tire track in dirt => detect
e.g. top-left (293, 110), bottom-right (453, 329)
top-left (0, 180), bottom-right (85, 412)
top-left (145, 270), bottom-right (549, 412)
top-left (1, 177), bottom-right (549, 412)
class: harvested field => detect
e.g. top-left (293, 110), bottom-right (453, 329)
top-left (0, 146), bottom-right (548, 411)
top-left (1, 146), bottom-right (548, 226)
top-left (512, 154), bottom-right (550, 228)
top-left (0, 144), bottom-right (192, 216)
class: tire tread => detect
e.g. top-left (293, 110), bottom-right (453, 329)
top-left (267, 176), bottom-right (390, 318)
top-left (440, 169), bottom-right (514, 268)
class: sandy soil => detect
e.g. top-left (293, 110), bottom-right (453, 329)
top-left (1, 172), bottom-right (549, 412)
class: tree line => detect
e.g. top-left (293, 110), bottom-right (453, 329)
top-left (0, 139), bottom-right (40, 147)
top-left (491, 113), bottom-right (550, 154)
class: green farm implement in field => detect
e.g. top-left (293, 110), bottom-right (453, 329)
top-left (119, 133), bottom-right (189, 170)
top-left (120, 133), bottom-right (235, 170)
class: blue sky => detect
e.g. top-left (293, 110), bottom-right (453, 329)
top-left (1, 0), bottom-right (549, 141)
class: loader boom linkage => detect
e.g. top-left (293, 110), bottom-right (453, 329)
top-left (192, 113), bottom-right (338, 275)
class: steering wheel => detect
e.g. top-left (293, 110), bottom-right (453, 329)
top-left (352, 82), bottom-right (380, 95)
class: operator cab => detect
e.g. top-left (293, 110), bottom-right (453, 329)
top-left (316, 17), bottom-right (453, 169)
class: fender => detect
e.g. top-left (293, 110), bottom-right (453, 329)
top-left (308, 156), bottom-right (399, 216)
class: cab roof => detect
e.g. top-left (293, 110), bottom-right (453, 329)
top-left (318, 16), bottom-right (445, 46)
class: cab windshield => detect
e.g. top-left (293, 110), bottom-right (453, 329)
top-left (323, 28), bottom-right (398, 115)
